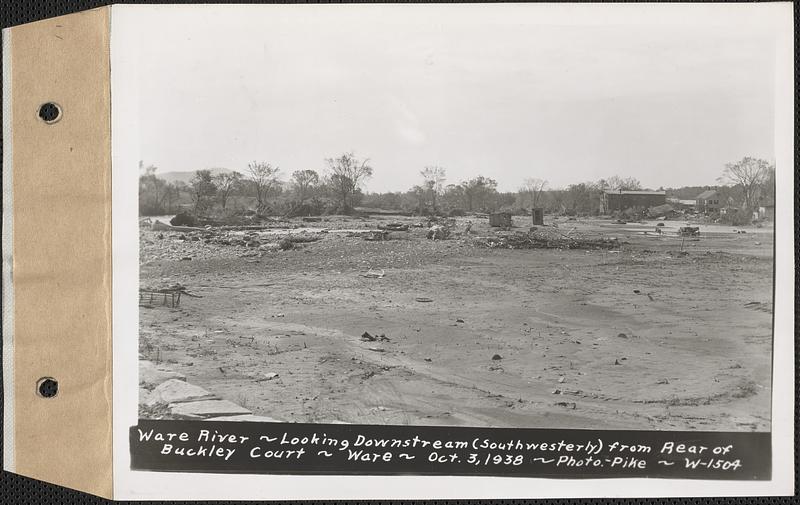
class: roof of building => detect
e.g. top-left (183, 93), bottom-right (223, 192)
top-left (603, 190), bottom-right (666, 196)
top-left (695, 189), bottom-right (718, 200)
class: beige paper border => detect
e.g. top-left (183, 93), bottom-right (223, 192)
top-left (5, 7), bottom-right (112, 498)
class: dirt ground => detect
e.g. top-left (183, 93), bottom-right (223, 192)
top-left (139, 215), bottom-right (774, 431)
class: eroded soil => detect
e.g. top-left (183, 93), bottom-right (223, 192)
top-left (139, 216), bottom-right (773, 431)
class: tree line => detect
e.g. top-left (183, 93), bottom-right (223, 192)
top-left (139, 155), bottom-right (775, 218)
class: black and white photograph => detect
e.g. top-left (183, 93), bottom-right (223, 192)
top-left (132, 5), bottom-right (782, 434)
top-left (0, 2), bottom-right (791, 500)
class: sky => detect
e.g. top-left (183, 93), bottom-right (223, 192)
top-left (119, 4), bottom-right (780, 193)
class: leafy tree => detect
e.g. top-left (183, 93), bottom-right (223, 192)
top-left (325, 152), bottom-right (373, 213)
top-left (759, 165), bottom-right (775, 205)
top-left (460, 176), bottom-right (498, 211)
top-left (291, 169), bottom-right (320, 203)
top-left (138, 162), bottom-right (169, 215)
top-left (162, 181), bottom-right (183, 214)
top-left (190, 170), bottom-right (217, 215)
top-left (564, 182), bottom-right (601, 215)
top-left (247, 162), bottom-right (281, 215)
top-left (213, 171), bottom-right (243, 210)
top-left (441, 184), bottom-right (466, 213)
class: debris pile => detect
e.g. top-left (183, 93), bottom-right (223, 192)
top-left (426, 224), bottom-right (451, 240)
top-left (378, 222), bottom-right (409, 232)
top-left (363, 230), bottom-right (390, 241)
top-left (361, 332), bottom-right (390, 342)
top-left (141, 227), bottom-right (327, 262)
top-left (678, 226), bottom-right (700, 237)
top-left (139, 283), bottom-right (202, 308)
top-left (479, 229), bottom-right (621, 250)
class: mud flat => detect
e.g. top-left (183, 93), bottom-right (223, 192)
top-left (139, 215), bottom-right (773, 431)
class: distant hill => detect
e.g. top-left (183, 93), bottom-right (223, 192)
top-left (156, 167), bottom-right (234, 184)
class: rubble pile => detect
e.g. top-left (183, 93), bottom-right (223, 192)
top-left (140, 228), bottom-right (326, 262)
top-left (479, 228), bottom-right (621, 250)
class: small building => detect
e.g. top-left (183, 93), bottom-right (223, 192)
top-left (758, 201), bottom-right (775, 221)
top-left (489, 212), bottom-right (512, 227)
top-left (531, 208), bottom-right (544, 226)
top-left (695, 190), bottom-right (720, 214)
top-left (602, 190), bottom-right (666, 213)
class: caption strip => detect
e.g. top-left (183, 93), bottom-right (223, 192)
top-left (131, 420), bottom-right (770, 479)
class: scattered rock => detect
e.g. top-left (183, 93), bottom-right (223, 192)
top-left (206, 414), bottom-right (281, 422)
top-left (146, 379), bottom-right (216, 406)
top-left (139, 361), bottom-right (186, 388)
top-left (617, 333), bottom-right (627, 339)
top-left (558, 376), bottom-right (566, 383)
top-left (656, 378), bottom-right (670, 385)
top-left (179, 256), bottom-right (193, 261)
top-left (257, 372), bottom-right (279, 382)
top-left (424, 357), bottom-right (432, 362)
top-left (614, 359), bottom-right (622, 365)
top-left (456, 318), bottom-right (465, 323)
top-left (491, 354), bottom-right (503, 360)
top-left (170, 400), bottom-right (251, 419)
top-left (139, 387), bottom-right (153, 405)
top-left (415, 297), bottom-right (434, 303)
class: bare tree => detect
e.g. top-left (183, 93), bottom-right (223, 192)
top-left (213, 171), bottom-right (243, 210)
top-left (718, 157), bottom-right (774, 211)
top-left (325, 152), bottom-right (373, 213)
top-left (246, 162), bottom-right (281, 215)
top-left (605, 176), bottom-right (642, 191)
top-left (420, 166), bottom-right (447, 214)
top-left (291, 169), bottom-right (320, 203)
top-left (520, 177), bottom-right (548, 209)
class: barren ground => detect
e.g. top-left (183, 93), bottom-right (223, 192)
top-left (139, 215), bottom-right (773, 431)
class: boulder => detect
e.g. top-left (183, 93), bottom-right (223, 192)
top-left (169, 400), bottom-right (252, 419)
top-left (145, 378), bottom-right (217, 406)
top-left (139, 360), bottom-right (186, 388)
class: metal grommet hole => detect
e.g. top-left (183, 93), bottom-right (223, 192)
top-left (38, 102), bottom-right (62, 123)
top-left (37, 377), bottom-right (59, 398)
